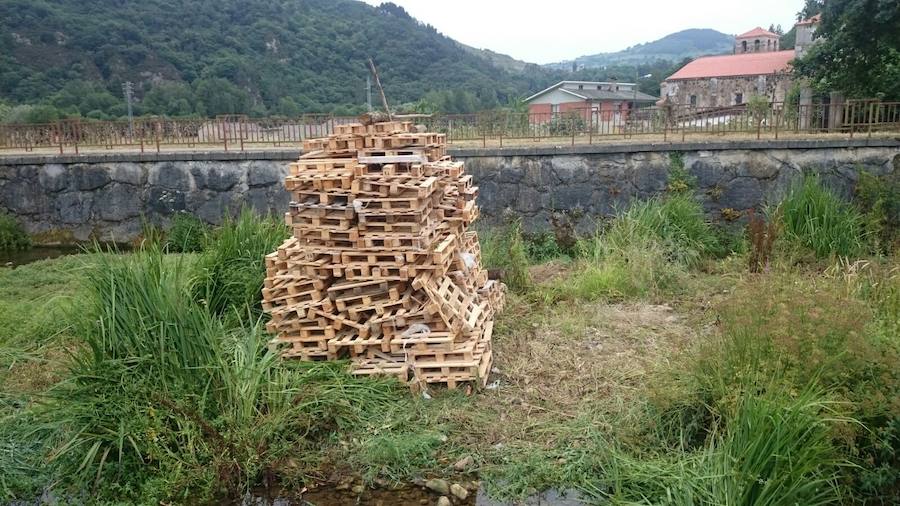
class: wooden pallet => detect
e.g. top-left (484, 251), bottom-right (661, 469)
top-left (366, 121), bottom-right (412, 135)
top-left (262, 124), bottom-right (502, 390)
top-left (350, 355), bottom-right (410, 383)
top-left (334, 123), bottom-right (367, 136)
top-left (412, 340), bottom-right (492, 389)
top-left (352, 175), bottom-right (438, 198)
top-left (290, 158), bottom-right (360, 176)
top-left (327, 135), bottom-right (366, 152)
top-left (287, 207), bottom-right (356, 231)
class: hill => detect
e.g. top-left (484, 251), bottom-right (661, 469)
top-left (548, 29), bottom-right (735, 69)
top-left (0, 0), bottom-right (562, 119)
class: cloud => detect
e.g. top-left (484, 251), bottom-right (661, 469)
top-left (361, 0), bottom-right (801, 64)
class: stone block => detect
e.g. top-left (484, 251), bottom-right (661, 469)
top-left (148, 162), bottom-right (193, 191)
top-left (74, 164), bottom-right (112, 191)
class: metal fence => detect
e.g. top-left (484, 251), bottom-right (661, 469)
top-left (1, 101), bottom-right (898, 154)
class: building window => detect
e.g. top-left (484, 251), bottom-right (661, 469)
top-left (690, 95), bottom-right (697, 107)
top-left (597, 85), bottom-right (602, 90)
top-left (578, 84), bottom-right (583, 90)
top-left (754, 39), bottom-right (760, 51)
top-left (742, 40), bottom-right (747, 52)
top-left (734, 93), bottom-right (743, 105)
top-left (551, 104), bottom-right (560, 114)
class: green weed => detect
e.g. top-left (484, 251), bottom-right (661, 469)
top-left (354, 430), bottom-right (446, 483)
top-left (40, 247), bottom-right (403, 502)
top-left (779, 176), bottom-right (868, 259)
top-left (193, 209), bottom-right (289, 318)
top-left (0, 213), bottom-right (30, 252)
top-left (856, 171), bottom-right (900, 254)
top-left (165, 213), bottom-right (208, 253)
top-left (480, 220), bottom-right (531, 292)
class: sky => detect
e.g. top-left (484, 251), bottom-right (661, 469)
top-left (361, 0), bottom-right (803, 64)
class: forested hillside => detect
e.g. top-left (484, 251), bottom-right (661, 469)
top-left (0, 0), bottom-right (560, 120)
top-left (549, 29), bottom-right (734, 69)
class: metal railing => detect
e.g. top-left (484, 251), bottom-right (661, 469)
top-left (1, 101), bottom-right (898, 154)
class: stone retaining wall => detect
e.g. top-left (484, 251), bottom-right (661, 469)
top-left (0, 140), bottom-right (897, 242)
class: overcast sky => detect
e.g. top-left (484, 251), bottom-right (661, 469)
top-left (361, 0), bottom-right (803, 64)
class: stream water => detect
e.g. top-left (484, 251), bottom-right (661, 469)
top-left (245, 486), bottom-right (586, 505)
top-left (0, 246), bottom-right (84, 267)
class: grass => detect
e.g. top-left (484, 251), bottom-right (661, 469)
top-left (193, 209), bottom-right (289, 318)
top-left (165, 212), bottom-right (209, 253)
top-left (23, 246), bottom-right (407, 502)
top-left (0, 188), bottom-right (897, 504)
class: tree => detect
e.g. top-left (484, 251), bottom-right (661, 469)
top-left (143, 82), bottom-right (196, 116)
top-left (797, 0), bottom-right (824, 21)
top-left (793, 0), bottom-right (900, 100)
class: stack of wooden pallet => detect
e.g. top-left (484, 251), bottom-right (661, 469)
top-left (262, 121), bottom-right (505, 389)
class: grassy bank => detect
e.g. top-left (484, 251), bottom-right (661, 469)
top-left (0, 176), bottom-right (898, 504)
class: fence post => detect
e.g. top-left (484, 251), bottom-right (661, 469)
top-left (56, 121), bottom-right (63, 154)
top-left (588, 110), bottom-right (593, 145)
top-left (571, 115), bottom-right (575, 146)
top-left (774, 108), bottom-right (779, 140)
top-left (73, 121), bottom-right (79, 155)
top-left (155, 122), bottom-right (160, 153)
top-left (868, 102), bottom-right (874, 139)
top-left (240, 117), bottom-right (245, 152)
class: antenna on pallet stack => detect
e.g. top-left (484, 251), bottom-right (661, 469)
top-left (367, 58), bottom-right (392, 121)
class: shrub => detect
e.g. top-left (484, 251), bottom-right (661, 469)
top-left (779, 176), bottom-right (868, 258)
top-left (523, 232), bottom-right (565, 263)
top-left (0, 213), bottom-right (30, 251)
top-left (193, 209), bottom-right (289, 318)
top-left (165, 213), bottom-right (208, 253)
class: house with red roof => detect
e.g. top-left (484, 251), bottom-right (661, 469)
top-left (660, 17), bottom-right (820, 108)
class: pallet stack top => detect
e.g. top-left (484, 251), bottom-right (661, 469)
top-left (262, 120), bottom-right (504, 391)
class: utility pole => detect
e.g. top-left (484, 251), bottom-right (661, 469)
top-left (122, 81), bottom-right (134, 140)
top-left (366, 76), bottom-right (373, 112)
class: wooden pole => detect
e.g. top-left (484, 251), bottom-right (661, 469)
top-left (368, 58), bottom-right (392, 121)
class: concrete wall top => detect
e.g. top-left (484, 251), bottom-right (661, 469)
top-left (0, 138), bottom-right (897, 166)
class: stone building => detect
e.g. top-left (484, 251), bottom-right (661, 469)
top-left (660, 18), bottom-right (820, 108)
top-left (735, 27), bottom-right (780, 54)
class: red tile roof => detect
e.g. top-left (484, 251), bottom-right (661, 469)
top-left (737, 27), bottom-right (779, 38)
top-left (666, 50), bottom-right (795, 80)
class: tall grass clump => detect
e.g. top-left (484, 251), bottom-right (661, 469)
top-left (193, 209), bottom-right (289, 317)
top-left (43, 247), bottom-right (403, 501)
top-left (0, 213), bottom-right (30, 251)
top-left (780, 176), bottom-right (868, 259)
top-left (480, 220), bottom-right (531, 292)
top-left (654, 273), bottom-right (900, 503)
top-left (165, 212), bottom-right (209, 253)
top-left (579, 389), bottom-right (844, 506)
top-left (562, 194), bottom-right (719, 299)
top-left (855, 171), bottom-right (900, 254)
